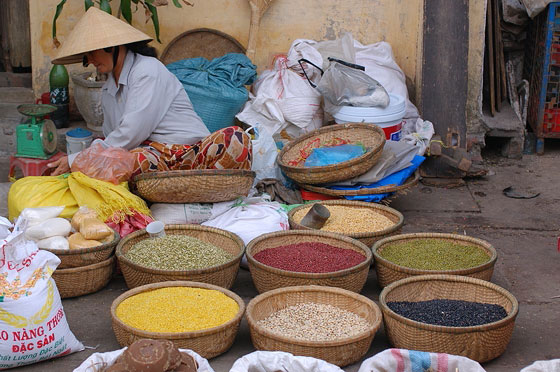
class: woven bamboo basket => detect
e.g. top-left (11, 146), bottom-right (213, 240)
top-left (277, 123), bottom-right (385, 185)
top-left (380, 275), bottom-right (518, 362)
top-left (42, 231), bottom-right (119, 269)
top-left (288, 200), bottom-right (404, 247)
top-left (116, 225), bottom-right (244, 289)
top-left (110, 281), bottom-right (245, 359)
top-left (53, 255), bottom-right (115, 298)
top-left (299, 170), bottom-right (420, 197)
top-left (372, 233), bottom-right (498, 288)
top-left (246, 230), bottom-right (372, 293)
top-left (246, 285), bottom-right (382, 367)
top-left (133, 169), bottom-right (256, 203)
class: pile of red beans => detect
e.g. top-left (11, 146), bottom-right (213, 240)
top-left (253, 242), bottom-right (366, 273)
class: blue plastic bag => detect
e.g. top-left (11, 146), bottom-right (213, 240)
top-left (304, 144), bottom-right (365, 167)
top-left (327, 155), bottom-right (425, 202)
top-left (166, 53), bottom-right (257, 133)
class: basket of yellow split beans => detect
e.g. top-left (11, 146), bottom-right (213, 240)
top-left (110, 280), bottom-right (245, 359)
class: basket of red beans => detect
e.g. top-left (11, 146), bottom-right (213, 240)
top-left (246, 230), bottom-right (372, 293)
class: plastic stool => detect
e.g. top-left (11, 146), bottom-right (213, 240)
top-left (9, 152), bottom-right (66, 181)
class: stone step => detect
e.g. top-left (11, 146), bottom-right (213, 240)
top-left (0, 72), bottom-right (32, 88)
top-left (0, 87), bottom-right (35, 104)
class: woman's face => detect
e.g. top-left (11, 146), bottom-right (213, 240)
top-left (85, 49), bottom-right (113, 73)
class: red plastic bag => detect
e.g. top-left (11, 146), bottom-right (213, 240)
top-left (106, 211), bottom-right (153, 238)
top-left (71, 143), bottom-right (136, 184)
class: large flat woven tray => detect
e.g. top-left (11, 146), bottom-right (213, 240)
top-left (298, 170), bottom-right (420, 196)
top-left (133, 169), bottom-right (255, 203)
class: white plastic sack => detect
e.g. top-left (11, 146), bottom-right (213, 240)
top-left (353, 39), bottom-right (420, 120)
top-left (230, 351), bottom-right (344, 372)
top-left (248, 124), bottom-right (279, 183)
top-left (236, 55), bottom-right (323, 141)
top-left (202, 196), bottom-right (289, 245)
top-left (19, 206), bottom-right (65, 227)
top-left (73, 347), bottom-right (215, 372)
top-left (150, 200), bottom-right (236, 225)
top-left (521, 359), bottom-right (560, 372)
top-left (357, 349), bottom-right (487, 372)
top-left (402, 118), bottom-right (435, 155)
top-left (0, 231), bottom-right (83, 369)
top-left (25, 218), bottom-right (72, 241)
top-left (313, 33), bottom-right (356, 70)
top-left (37, 236), bottom-right (70, 250)
top-left (0, 216), bottom-right (12, 240)
top-left (286, 39), bottom-right (324, 83)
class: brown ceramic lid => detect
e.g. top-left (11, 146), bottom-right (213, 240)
top-left (124, 339), bottom-right (170, 372)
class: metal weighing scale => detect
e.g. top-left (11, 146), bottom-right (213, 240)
top-left (16, 104), bottom-right (58, 159)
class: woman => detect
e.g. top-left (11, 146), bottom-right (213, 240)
top-left (49, 7), bottom-right (251, 177)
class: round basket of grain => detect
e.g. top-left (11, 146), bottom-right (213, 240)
top-left (133, 169), bottom-right (256, 203)
top-left (246, 285), bottom-right (382, 367)
top-left (288, 200), bottom-right (403, 246)
top-left (379, 274), bottom-right (518, 363)
top-left (116, 224), bottom-right (244, 289)
top-left (246, 230), bottom-right (372, 293)
top-left (372, 233), bottom-right (498, 288)
top-left (277, 123), bottom-right (385, 185)
top-left (111, 280), bottom-right (245, 359)
top-left (53, 255), bottom-right (115, 298)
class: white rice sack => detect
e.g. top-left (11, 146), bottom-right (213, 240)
top-left (37, 236), bottom-right (70, 250)
top-left (0, 232), bottom-right (84, 369)
top-left (19, 206), bottom-right (65, 227)
top-left (25, 218), bottom-right (71, 241)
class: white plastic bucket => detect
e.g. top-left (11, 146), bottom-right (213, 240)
top-left (332, 94), bottom-right (406, 141)
top-left (66, 128), bottom-right (93, 155)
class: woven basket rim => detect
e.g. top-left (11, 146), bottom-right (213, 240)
top-left (43, 230), bottom-right (119, 256)
top-left (133, 169), bottom-right (256, 182)
top-left (277, 123), bottom-right (385, 174)
top-left (246, 285), bottom-right (382, 347)
top-left (379, 274), bottom-right (519, 333)
top-left (115, 224), bottom-right (245, 275)
top-left (54, 255), bottom-right (115, 274)
top-left (288, 200), bottom-right (404, 239)
top-left (372, 233), bottom-right (498, 275)
top-left (110, 280), bottom-right (246, 339)
top-left (299, 170), bottom-right (420, 196)
top-left (246, 230), bottom-right (372, 279)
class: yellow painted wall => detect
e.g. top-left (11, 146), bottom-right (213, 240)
top-left (30, 0), bottom-right (424, 104)
top-left (467, 0), bottom-right (488, 136)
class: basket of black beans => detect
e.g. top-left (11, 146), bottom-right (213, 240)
top-left (379, 274), bottom-right (519, 363)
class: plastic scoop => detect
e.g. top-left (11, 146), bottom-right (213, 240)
top-left (300, 204), bottom-right (331, 229)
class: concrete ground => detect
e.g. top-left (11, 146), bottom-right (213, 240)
top-left (3, 144), bottom-right (560, 372)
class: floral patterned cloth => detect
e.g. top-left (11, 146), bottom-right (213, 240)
top-left (131, 126), bottom-right (252, 176)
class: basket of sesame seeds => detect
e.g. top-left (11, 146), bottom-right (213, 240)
top-left (379, 274), bottom-right (519, 362)
top-left (288, 200), bottom-right (404, 246)
top-left (372, 233), bottom-right (497, 288)
top-left (116, 224), bottom-right (245, 289)
top-left (246, 230), bottom-right (372, 293)
top-left (246, 285), bottom-right (382, 367)
top-left (110, 280), bottom-right (245, 359)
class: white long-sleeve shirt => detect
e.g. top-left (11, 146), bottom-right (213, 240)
top-left (69, 50), bottom-right (210, 164)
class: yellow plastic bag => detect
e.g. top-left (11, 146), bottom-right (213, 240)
top-left (71, 206), bottom-right (98, 230)
top-left (79, 218), bottom-right (113, 240)
top-left (8, 176), bottom-right (78, 220)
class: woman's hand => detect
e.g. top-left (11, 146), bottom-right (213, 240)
top-left (47, 155), bottom-right (70, 176)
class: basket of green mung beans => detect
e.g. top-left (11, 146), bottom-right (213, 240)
top-left (116, 224), bottom-right (245, 289)
top-left (372, 233), bottom-right (497, 287)
top-left (379, 274), bottom-right (518, 362)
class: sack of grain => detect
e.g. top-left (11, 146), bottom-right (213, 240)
top-left (0, 231), bottom-right (83, 369)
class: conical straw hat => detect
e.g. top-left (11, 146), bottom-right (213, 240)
top-left (52, 7), bottom-right (152, 65)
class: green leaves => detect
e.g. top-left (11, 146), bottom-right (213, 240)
top-left (99, 0), bottom-right (112, 14)
top-left (84, 0), bottom-right (94, 10)
top-left (120, 0), bottom-right (132, 23)
top-left (52, 0), bottom-right (67, 46)
top-left (172, 0), bottom-right (181, 7)
top-left (143, 0), bottom-right (161, 43)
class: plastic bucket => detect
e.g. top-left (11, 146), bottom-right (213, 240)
top-left (332, 94), bottom-right (406, 141)
top-left (66, 128), bottom-right (93, 155)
